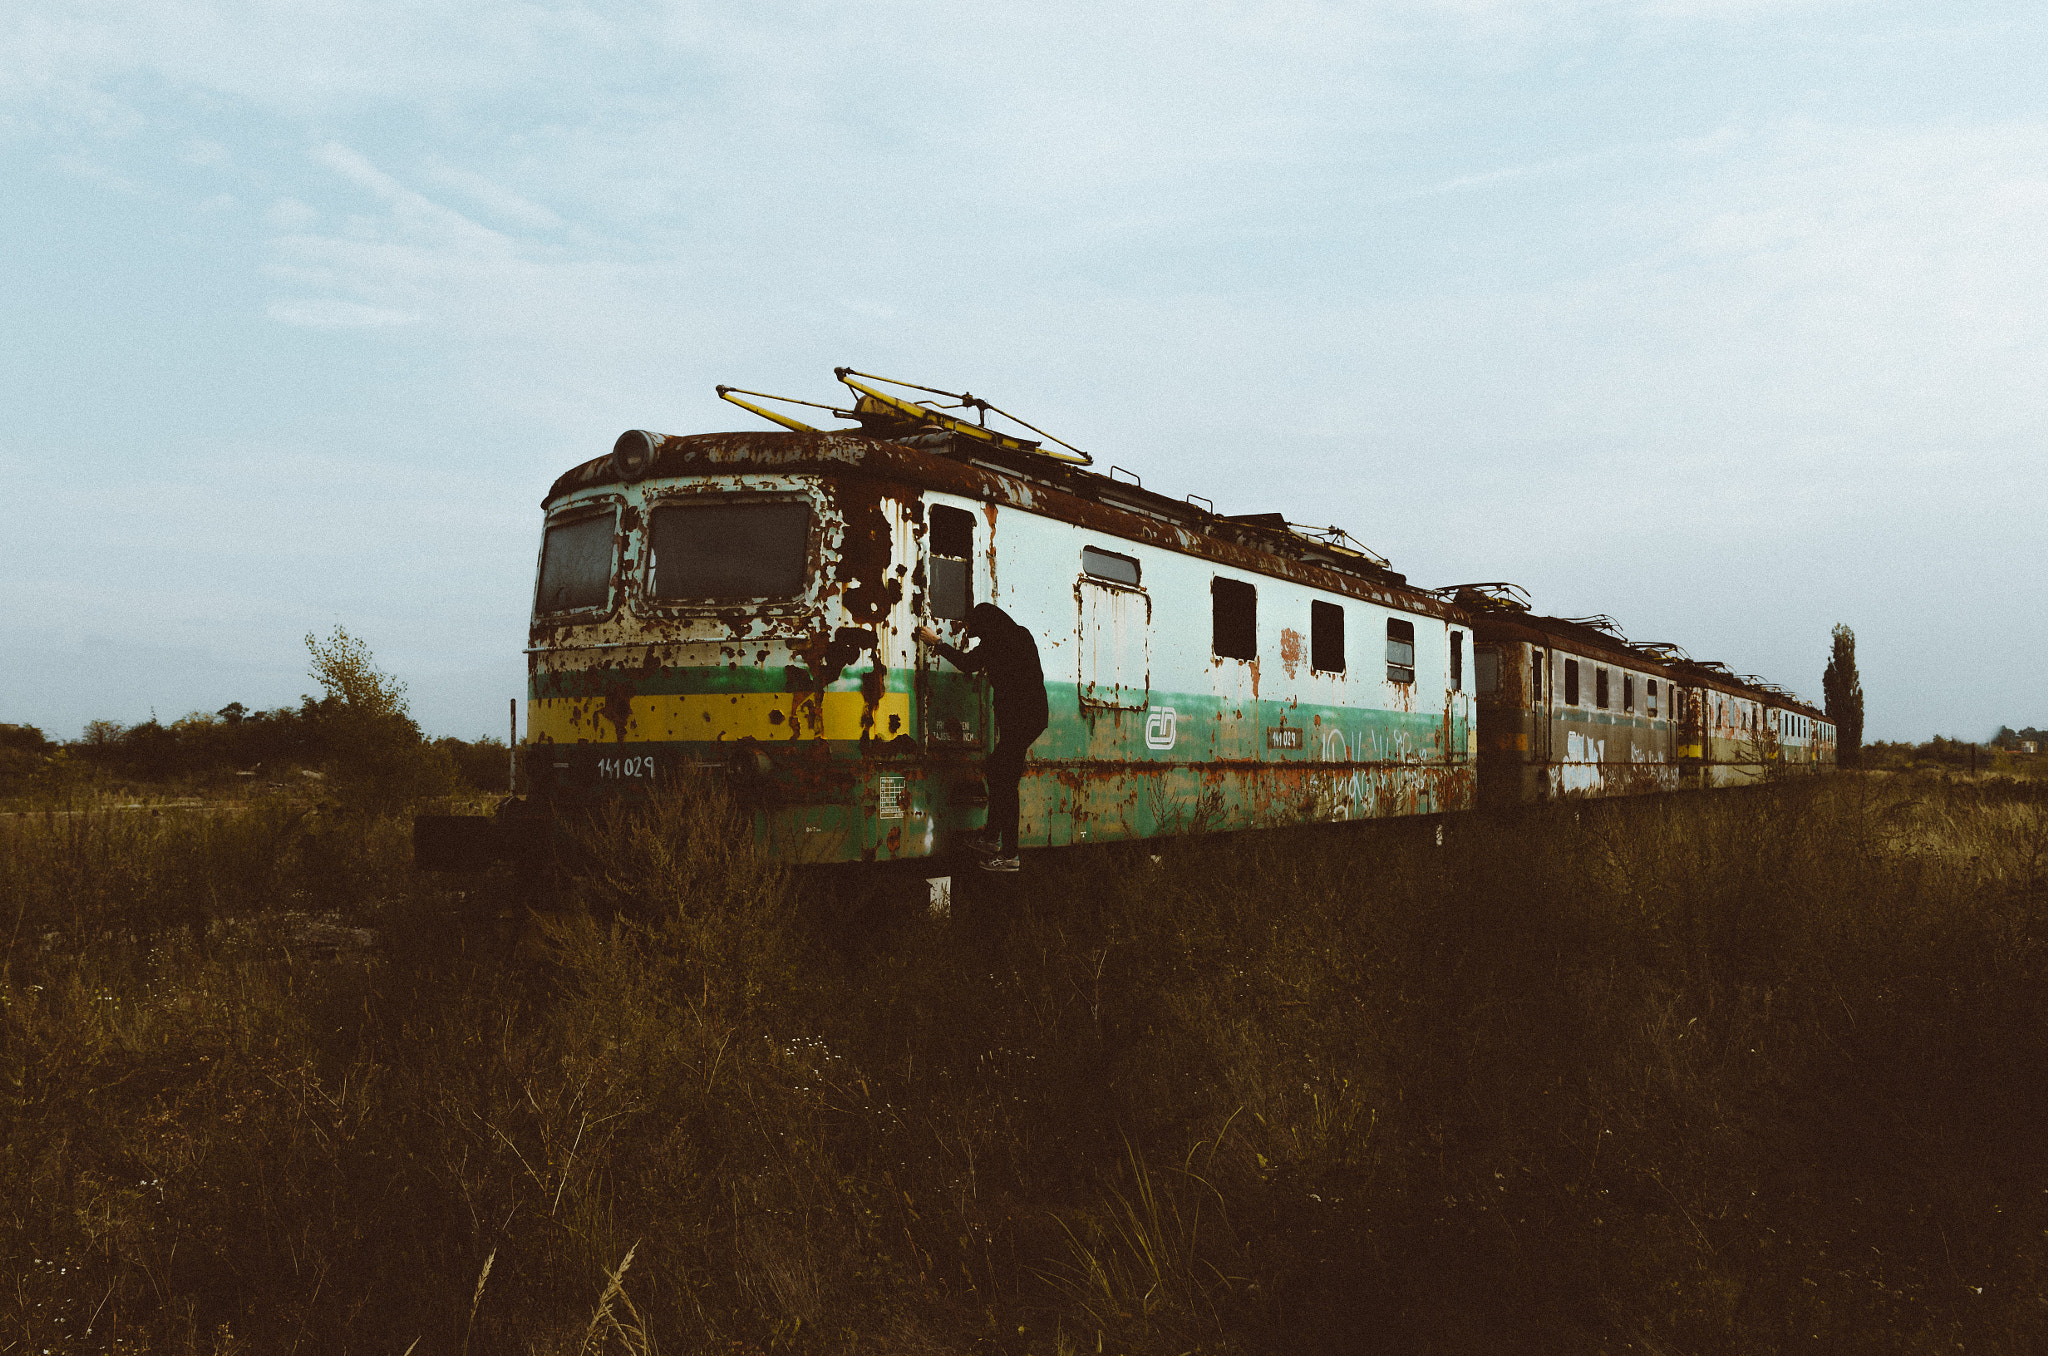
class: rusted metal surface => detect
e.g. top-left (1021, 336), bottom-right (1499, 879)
top-left (427, 423), bottom-right (1826, 876)
top-left (515, 428), bottom-right (1475, 864)
top-left (1465, 600), bottom-right (1835, 806)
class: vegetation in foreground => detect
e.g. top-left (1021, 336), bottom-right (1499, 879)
top-left (5, 770), bottom-right (2047, 1354)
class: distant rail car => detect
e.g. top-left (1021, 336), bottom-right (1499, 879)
top-left (414, 369), bottom-right (1832, 872)
top-left (1451, 587), bottom-right (1835, 807)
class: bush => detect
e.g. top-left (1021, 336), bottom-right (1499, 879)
top-left (54, 629), bottom-right (472, 811)
top-left (0, 724), bottom-right (56, 795)
top-left (437, 734), bottom-right (512, 793)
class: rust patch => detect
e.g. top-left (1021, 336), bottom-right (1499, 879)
top-left (859, 660), bottom-right (886, 739)
top-left (981, 501), bottom-right (1000, 600)
top-left (785, 627), bottom-right (876, 691)
top-left (831, 486), bottom-right (902, 624)
top-left (1278, 628), bottom-right (1303, 680)
top-left (600, 683), bottom-right (634, 743)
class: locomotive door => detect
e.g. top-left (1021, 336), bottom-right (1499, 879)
top-left (917, 502), bottom-right (990, 753)
top-left (1076, 579), bottom-right (1150, 711)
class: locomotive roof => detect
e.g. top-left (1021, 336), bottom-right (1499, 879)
top-left (545, 428), bottom-right (1469, 623)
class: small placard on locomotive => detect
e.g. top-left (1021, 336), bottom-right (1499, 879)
top-left (1266, 727), bottom-right (1303, 750)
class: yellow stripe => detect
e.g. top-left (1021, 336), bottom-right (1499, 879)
top-left (528, 690), bottom-right (913, 744)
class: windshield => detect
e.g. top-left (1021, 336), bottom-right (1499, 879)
top-left (648, 500), bottom-right (812, 600)
top-left (535, 512), bottom-right (616, 614)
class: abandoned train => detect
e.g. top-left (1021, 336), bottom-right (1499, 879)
top-left (417, 370), bottom-right (1834, 870)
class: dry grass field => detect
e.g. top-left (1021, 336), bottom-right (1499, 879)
top-left (5, 771), bottom-right (2046, 1354)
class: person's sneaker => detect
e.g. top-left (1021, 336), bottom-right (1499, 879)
top-left (978, 854), bottom-right (1020, 873)
top-left (961, 833), bottom-right (1002, 856)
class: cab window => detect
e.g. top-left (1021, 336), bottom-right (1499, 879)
top-left (648, 500), bottom-right (811, 600)
top-left (536, 511), bottom-right (616, 614)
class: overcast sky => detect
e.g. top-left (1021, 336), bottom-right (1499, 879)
top-left (3, 0), bottom-right (2041, 744)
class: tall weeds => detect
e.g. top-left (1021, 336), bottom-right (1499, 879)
top-left (4, 773), bottom-right (2046, 1353)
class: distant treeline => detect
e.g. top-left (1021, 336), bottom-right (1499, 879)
top-left (1863, 728), bottom-right (2046, 771)
top-left (0, 704), bottom-right (509, 798)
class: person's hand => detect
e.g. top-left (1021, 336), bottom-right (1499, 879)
top-left (914, 625), bottom-right (941, 645)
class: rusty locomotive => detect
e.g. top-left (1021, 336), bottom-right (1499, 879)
top-left (415, 369), bottom-right (1833, 871)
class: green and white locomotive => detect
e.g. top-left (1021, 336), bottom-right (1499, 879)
top-left (415, 368), bottom-right (1830, 873)
top-left (513, 369), bottom-right (1476, 865)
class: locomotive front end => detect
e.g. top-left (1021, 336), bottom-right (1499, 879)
top-left (515, 429), bottom-right (947, 866)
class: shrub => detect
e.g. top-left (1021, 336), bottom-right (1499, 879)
top-left (437, 734), bottom-right (513, 793)
top-left (0, 724), bottom-right (57, 796)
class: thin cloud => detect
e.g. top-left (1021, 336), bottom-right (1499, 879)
top-left (266, 298), bottom-right (419, 328)
top-left (424, 161), bottom-right (564, 232)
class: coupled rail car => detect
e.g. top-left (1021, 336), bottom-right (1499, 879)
top-left (1449, 586), bottom-right (1834, 807)
top-left (414, 368), bottom-right (1833, 872)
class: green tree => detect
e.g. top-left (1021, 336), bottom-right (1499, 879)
top-left (303, 626), bottom-right (454, 809)
top-left (306, 625), bottom-right (411, 718)
top-left (1822, 623), bottom-right (1864, 768)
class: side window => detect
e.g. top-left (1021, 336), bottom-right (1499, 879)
top-left (1623, 674), bottom-right (1635, 713)
top-left (1311, 601), bottom-right (1345, 673)
top-left (927, 504), bottom-right (975, 621)
top-left (1476, 646), bottom-right (1500, 695)
top-left (1647, 679), bottom-right (1659, 717)
top-left (535, 510), bottom-right (616, 614)
top-left (1564, 658), bottom-right (1580, 706)
top-left (1212, 578), bottom-right (1256, 659)
top-left (1595, 667), bottom-right (1611, 710)
top-left (1450, 631), bottom-right (1464, 691)
top-left (1532, 649), bottom-right (1545, 703)
top-left (1081, 546), bottom-right (1140, 586)
top-left (1386, 618), bottom-right (1416, 684)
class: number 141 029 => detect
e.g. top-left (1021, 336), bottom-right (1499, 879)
top-left (596, 754), bottom-right (658, 779)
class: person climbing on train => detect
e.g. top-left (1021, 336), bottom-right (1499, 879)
top-left (915, 602), bottom-right (1048, 873)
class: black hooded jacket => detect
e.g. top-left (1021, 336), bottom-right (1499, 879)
top-left (928, 603), bottom-right (1049, 734)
